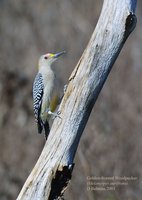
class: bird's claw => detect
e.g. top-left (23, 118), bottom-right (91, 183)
top-left (53, 111), bottom-right (62, 120)
top-left (47, 110), bottom-right (61, 120)
top-left (63, 84), bottom-right (68, 94)
top-left (57, 110), bottom-right (61, 115)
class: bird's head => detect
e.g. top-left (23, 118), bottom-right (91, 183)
top-left (38, 51), bottom-right (65, 68)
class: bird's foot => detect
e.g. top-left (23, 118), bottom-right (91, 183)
top-left (57, 110), bottom-right (61, 115)
top-left (47, 110), bottom-right (62, 119)
top-left (63, 84), bottom-right (68, 94)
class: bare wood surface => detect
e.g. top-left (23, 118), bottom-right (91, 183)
top-left (17, 0), bottom-right (137, 199)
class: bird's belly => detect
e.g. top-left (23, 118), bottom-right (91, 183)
top-left (41, 82), bottom-right (54, 121)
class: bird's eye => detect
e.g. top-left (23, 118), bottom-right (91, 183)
top-left (44, 56), bottom-right (47, 60)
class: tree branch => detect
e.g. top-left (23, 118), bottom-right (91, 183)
top-left (17, 0), bottom-right (137, 199)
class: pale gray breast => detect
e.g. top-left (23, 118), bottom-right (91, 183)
top-left (41, 71), bottom-right (55, 112)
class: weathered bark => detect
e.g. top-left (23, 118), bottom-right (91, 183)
top-left (17, 0), bottom-right (137, 199)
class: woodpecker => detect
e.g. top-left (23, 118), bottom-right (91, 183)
top-left (33, 51), bottom-right (65, 139)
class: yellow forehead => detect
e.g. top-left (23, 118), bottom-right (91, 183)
top-left (46, 53), bottom-right (54, 58)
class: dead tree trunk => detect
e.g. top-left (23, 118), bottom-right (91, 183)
top-left (17, 0), bottom-right (137, 199)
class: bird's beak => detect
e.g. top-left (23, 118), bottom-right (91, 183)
top-left (53, 51), bottom-right (66, 58)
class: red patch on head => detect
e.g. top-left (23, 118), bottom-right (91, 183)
top-left (43, 53), bottom-right (50, 60)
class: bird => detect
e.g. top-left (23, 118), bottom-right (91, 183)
top-left (33, 51), bottom-right (65, 139)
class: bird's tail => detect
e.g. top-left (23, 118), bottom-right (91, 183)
top-left (38, 120), bottom-right (43, 134)
top-left (37, 120), bottom-right (50, 140)
top-left (44, 120), bottom-right (50, 140)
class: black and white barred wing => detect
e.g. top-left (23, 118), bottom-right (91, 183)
top-left (33, 73), bottom-right (44, 123)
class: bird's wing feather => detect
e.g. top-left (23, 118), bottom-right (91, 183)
top-left (33, 73), bottom-right (44, 123)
